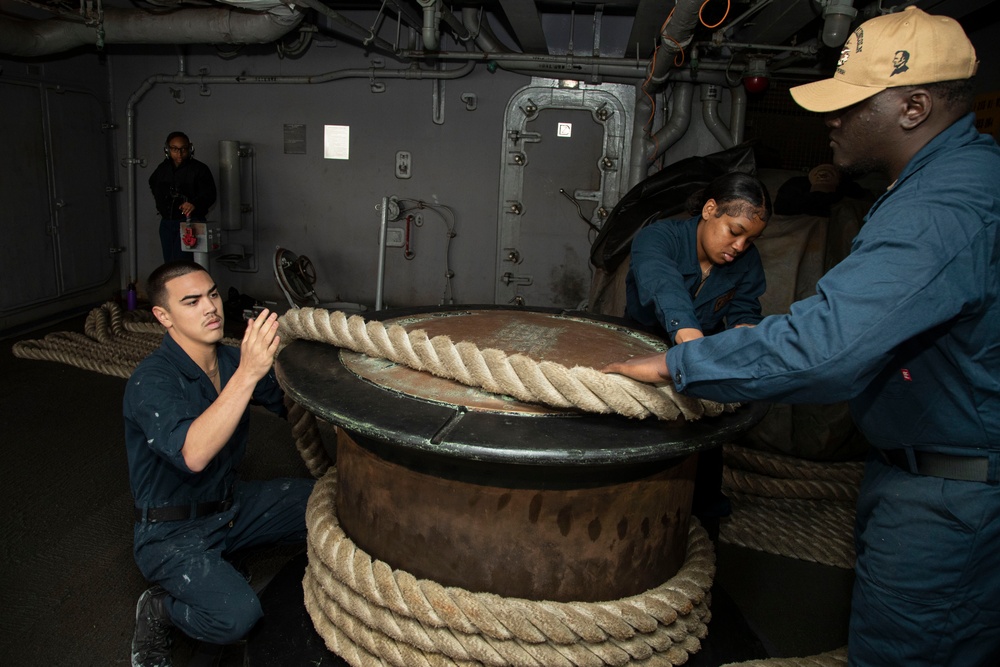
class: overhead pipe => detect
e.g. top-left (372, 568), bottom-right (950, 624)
top-left (632, 72), bottom-right (745, 184)
top-left (628, 0), bottom-right (702, 186)
top-left (461, 7), bottom-right (512, 54)
top-left (417, 0), bottom-right (442, 51)
top-left (295, 0), bottom-right (398, 53)
top-left (0, 7), bottom-right (303, 57)
top-left (650, 82), bottom-right (695, 164)
top-left (701, 84), bottom-right (735, 149)
top-left (440, 6), bottom-right (472, 43)
top-left (696, 40), bottom-right (817, 55)
top-left (642, 0), bottom-right (702, 95)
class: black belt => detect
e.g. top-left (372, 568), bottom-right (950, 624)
top-left (878, 449), bottom-right (991, 483)
top-left (135, 499), bottom-right (233, 523)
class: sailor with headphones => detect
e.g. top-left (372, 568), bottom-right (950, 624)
top-left (148, 131), bottom-right (217, 262)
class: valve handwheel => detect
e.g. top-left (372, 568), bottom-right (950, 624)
top-left (295, 255), bottom-right (317, 285)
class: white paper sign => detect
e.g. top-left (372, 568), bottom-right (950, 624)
top-left (324, 125), bottom-right (350, 160)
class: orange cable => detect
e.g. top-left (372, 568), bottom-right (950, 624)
top-left (699, 0), bottom-right (731, 30)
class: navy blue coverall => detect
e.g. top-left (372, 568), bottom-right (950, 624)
top-left (625, 214), bottom-right (767, 341)
top-left (667, 114), bottom-right (1000, 665)
top-left (626, 214), bottom-right (767, 519)
top-left (123, 335), bottom-right (314, 645)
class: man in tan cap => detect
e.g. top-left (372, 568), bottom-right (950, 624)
top-left (605, 7), bottom-right (1000, 664)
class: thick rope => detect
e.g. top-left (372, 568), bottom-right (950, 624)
top-left (722, 647), bottom-right (848, 667)
top-left (278, 307), bottom-right (734, 421)
top-left (718, 445), bottom-right (854, 661)
top-left (723, 446), bottom-right (864, 486)
top-left (720, 444), bottom-right (859, 570)
top-left (722, 468), bottom-right (858, 503)
top-left (721, 492), bottom-right (856, 570)
top-left (285, 396), bottom-right (335, 479)
top-left (13, 303), bottom-right (164, 378)
top-left (10, 303), bottom-right (854, 665)
top-left (12, 302), bottom-right (242, 379)
top-left (303, 468), bottom-right (715, 667)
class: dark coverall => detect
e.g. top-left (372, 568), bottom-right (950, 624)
top-left (625, 214), bottom-right (767, 519)
top-left (667, 114), bottom-right (1000, 665)
top-left (123, 335), bottom-right (315, 645)
top-left (148, 157), bottom-right (217, 263)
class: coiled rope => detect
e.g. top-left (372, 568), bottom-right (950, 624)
top-left (720, 444), bottom-right (861, 571)
top-left (11, 302), bottom-right (856, 665)
top-left (721, 648), bottom-right (848, 667)
top-left (278, 307), bottom-right (735, 422)
top-left (303, 468), bottom-right (715, 667)
top-left (285, 395), bottom-right (335, 479)
top-left (12, 302), bottom-right (166, 378)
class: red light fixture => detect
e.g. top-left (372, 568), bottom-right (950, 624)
top-left (743, 57), bottom-right (770, 94)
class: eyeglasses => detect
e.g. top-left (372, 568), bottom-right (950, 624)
top-left (168, 145), bottom-right (190, 153)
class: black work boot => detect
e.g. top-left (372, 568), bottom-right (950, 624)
top-left (131, 585), bottom-right (173, 667)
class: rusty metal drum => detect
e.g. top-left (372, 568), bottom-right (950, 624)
top-left (276, 306), bottom-right (766, 602)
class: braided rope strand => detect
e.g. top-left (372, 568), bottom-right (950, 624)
top-left (303, 469), bottom-right (716, 667)
top-left (278, 308), bottom-right (733, 421)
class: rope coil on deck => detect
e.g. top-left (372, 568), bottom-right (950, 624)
top-left (720, 444), bottom-right (861, 570)
top-left (12, 302), bottom-right (166, 378)
top-left (278, 307), bottom-right (735, 422)
top-left (303, 468), bottom-right (716, 667)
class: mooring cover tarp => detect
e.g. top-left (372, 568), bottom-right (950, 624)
top-left (590, 143), bottom-right (757, 272)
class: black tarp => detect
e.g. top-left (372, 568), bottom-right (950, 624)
top-left (590, 143), bottom-right (758, 272)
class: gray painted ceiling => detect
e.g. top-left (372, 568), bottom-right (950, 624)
top-left (1, 0), bottom-right (996, 74)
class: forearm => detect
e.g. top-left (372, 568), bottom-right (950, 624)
top-left (180, 309), bottom-right (281, 471)
top-left (180, 368), bottom-right (257, 471)
top-left (602, 353), bottom-right (671, 384)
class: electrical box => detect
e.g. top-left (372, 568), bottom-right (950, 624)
top-left (386, 227), bottom-right (405, 247)
top-left (180, 221), bottom-right (222, 253)
top-left (395, 151), bottom-right (411, 179)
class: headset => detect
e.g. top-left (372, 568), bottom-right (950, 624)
top-left (163, 132), bottom-right (195, 158)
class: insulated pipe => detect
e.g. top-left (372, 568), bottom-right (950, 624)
top-left (630, 71), bottom-right (735, 187)
top-left (701, 84), bottom-right (735, 149)
top-left (625, 0), bottom-right (700, 185)
top-left (650, 82), bottom-right (695, 162)
top-left (0, 7), bottom-right (303, 57)
top-left (643, 0), bottom-right (702, 94)
top-left (628, 84), bottom-right (654, 187)
top-left (124, 58), bottom-right (475, 283)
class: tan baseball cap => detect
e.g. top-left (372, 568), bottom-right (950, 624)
top-left (790, 6), bottom-right (978, 113)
